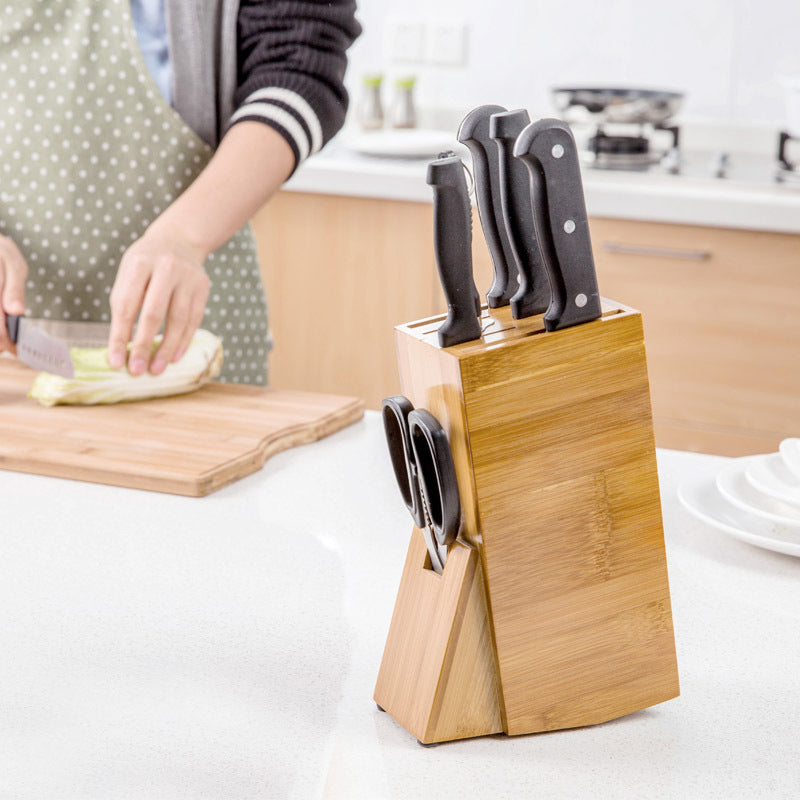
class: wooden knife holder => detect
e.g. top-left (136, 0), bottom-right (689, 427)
top-left (374, 299), bottom-right (680, 744)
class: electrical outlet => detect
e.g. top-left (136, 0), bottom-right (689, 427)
top-left (426, 21), bottom-right (469, 66)
top-left (386, 20), bottom-right (425, 64)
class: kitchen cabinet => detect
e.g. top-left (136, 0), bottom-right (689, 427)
top-left (253, 192), bottom-right (800, 456)
top-left (252, 191), bottom-right (493, 411)
top-left (589, 217), bottom-right (800, 456)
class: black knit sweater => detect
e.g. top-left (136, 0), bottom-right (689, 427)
top-left (231, 0), bottom-right (362, 167)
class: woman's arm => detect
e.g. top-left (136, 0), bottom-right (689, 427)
top-left (107, 122), bottom-right (294, 375)
top-left (109, 0), bottom-right (361, 375)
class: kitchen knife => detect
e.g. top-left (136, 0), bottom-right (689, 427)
top-left (5, 315), bottom-right (75, 377)
top-left (456, 105), bottom-right (519, 307)
top-left (513, 118), bottom-right (602, 331)
top-left (427, 152), bottom-right (482, 348)
top-left (489, 109), bottom-right (551, 320)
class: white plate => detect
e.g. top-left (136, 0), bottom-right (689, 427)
top-left (716, 457), bottom-right (800, 526)
top-left (745, 452), bottom-right (800, 508)
top-left (678, 475), bottom-right (800, 557)
top-left (779, 437), bottom-right (800, 482)
top-left (341, 128), bottom-right (461, 159)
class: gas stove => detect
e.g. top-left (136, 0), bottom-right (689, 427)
top-left (776, 131), bottom-right (800, 183)
top-left (569, 121), bottom-right (800, 189)
top-left (583, 123), bottom-right (681, 172)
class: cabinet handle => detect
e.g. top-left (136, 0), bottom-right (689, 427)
top-left (600, 242), bottom-right (711, 261)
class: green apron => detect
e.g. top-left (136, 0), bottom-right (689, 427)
top-left (0, 0), bottom-right (270, 384)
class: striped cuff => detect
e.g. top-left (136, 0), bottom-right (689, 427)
top-left (229, 87), bottom-right (324, 166)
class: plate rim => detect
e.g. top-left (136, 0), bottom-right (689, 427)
top-left (715, 456), bottom-right (800, 528)
top-left (744, 452), bottom-right (800, 508)
top-left (677, 474), bottom-right (800, 557)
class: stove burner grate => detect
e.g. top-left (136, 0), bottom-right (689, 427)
top-left (589, 132), bottom-right (650, 156)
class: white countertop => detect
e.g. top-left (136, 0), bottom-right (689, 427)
top-left (2, 412), bottom-right (799, 799)
top-left (285, 137), bottom-right (800, 235)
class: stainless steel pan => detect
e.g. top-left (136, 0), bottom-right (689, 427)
top-left (551, 87), bottom-right (684, 125)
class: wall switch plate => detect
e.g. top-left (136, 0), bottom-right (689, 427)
top-left (426, 20), bottom-right (469, 66)
top-left (386, 20), bottom-right (425, 63)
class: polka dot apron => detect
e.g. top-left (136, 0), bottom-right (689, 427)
top-left (0, 0), bottom-right (271, 385)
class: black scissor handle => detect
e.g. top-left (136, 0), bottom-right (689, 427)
top-left (382, 395), bottom-right (427, 529)
top-left (408, 408), bottom-right (460, 550)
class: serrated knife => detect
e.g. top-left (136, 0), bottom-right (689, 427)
top-left (5, 315), bottom-right (75, 377)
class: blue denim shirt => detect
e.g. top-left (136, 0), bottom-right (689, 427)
top-left (130, 0), bottom-right (172, 105)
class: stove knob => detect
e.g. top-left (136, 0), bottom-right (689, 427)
top-left (660, 147), bottom-right (681, 174)
top-left (710, 152), bottom-right (730, 179)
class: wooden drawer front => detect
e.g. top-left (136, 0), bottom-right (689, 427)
top-left (589, 217), bottom-right (800, 454)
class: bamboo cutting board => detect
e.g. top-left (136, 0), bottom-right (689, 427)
top-left (0, 358), bottom-right (364, 496)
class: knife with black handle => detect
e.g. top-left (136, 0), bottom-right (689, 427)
top-left (514, 118), bottom-right (602, 331)
top-left (456, 105), bottom-right (519, 308)
top-left (426, 153), bottom-right (482, 348)
top-left (489, 109), bottom-right (551, 320)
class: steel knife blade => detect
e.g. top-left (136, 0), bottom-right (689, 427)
top-left (489, 109), bottom-right (551, 320)
top-left (456, 104), bottom-right (520, 308)
top-left (6, 315), bottom-right (76, 377)
top-left (513, 118), bottom-right (602, 331)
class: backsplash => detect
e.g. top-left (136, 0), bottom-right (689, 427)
top-left (347, 0), bottom-right (800, 130)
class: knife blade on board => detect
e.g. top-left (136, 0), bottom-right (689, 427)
top-left (5, 315), bottom-right (76, 377)
top-left (426, 152), bottom-right (482, 348)
top-left (489, 109), bottom-right (552, 320)
top-left (513, 118), bottom-right (602, 331)
top-left (456, 105), bottom-right (520, 308)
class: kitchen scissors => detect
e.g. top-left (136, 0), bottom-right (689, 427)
top-left (382, 395), bottom-right (460, 574)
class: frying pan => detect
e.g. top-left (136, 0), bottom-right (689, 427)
top-left (552, 87), bottom-right (684, 125)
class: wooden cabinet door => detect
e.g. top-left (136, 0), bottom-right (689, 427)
top-left (589, 217), bottom-right (800, 455)
top-left (252, 191), bottom-right (493, 410)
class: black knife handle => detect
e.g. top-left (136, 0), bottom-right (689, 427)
top-left (6, 314), bottom-right (21, 344)
top-left (489, 109), bottom-right (551, 320)
top-left (514, 119), bottom-right (602, 331)
top-left (426, 154), bottom-right (482, 348)
top-left (456, 105), bottom-right (519, 308)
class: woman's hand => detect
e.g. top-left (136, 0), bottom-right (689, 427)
top-left (108, 222), bottom-right (210, 376)
top-left (107, 121), bottom-right (294, 375)
top-left (0, 235), bottom-right (28, 353)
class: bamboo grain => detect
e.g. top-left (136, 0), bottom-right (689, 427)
top-left (0, 358), bottom-right (364, 495)
top-left (373, 528), bottom-right (503, 744)
top-left (385, 299), bottom-right (679, 738)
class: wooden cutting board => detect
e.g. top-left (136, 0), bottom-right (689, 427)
top-left (0, 358), bottom-right (364, 496)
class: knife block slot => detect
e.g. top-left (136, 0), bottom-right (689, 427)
top-left (373, 527), bottom-right (504, 745)
top-left (375, 298), bottom-right (679, 743)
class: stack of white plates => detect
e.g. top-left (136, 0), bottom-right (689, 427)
top-left (677, 438), bottom-right (800, 557)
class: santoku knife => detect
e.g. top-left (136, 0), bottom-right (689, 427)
top-left (513, 118), bottom-right (602, 331)
top-left (489, 109), bottom-right (551, 320)
top-left (456, 104), bottom-right (519, 308)
top-left (5, 315), bottom-right (75, 377)
top-left (427, 152), bottom-right (482, 348)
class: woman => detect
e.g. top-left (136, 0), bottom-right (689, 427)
top-left (0, 0), bottom-right (361, 384)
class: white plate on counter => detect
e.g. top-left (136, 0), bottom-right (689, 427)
top-left (341, 129), bottom-right (462, 159)
top-left (678, 475), bottom-right (800, 557)
top-left (716, 458), bottom-right (800, 527)
top-left (779, 438), bottom-right (800, 481)
top-left (745, 452), bottom-right (800, 508)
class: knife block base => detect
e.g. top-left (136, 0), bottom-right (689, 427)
top-left (373, 527), bottom-right (504, 745)
top-left (377, 299), bottom-right (679, 741)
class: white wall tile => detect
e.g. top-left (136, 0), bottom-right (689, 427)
top-left (347, 0), bottom-right (796, 129)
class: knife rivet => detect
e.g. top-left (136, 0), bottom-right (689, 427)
top-left (551, 144), bottom-right (565, 159)
top-left (575, 293), bottom-right (588, 308)
top-left (563, 219), bottom-right (576, 234)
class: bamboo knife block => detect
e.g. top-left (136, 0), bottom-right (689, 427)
top-left (374, 299), bottom-right (679, 744)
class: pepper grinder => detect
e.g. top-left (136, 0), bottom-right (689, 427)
top-left (391, 76), bottom-right (417, 129)
top-left (357, 74), bottom-right (384, 130)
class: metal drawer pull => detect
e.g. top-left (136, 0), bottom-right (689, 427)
top-left (601, 242), bottom-right (711, 261)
